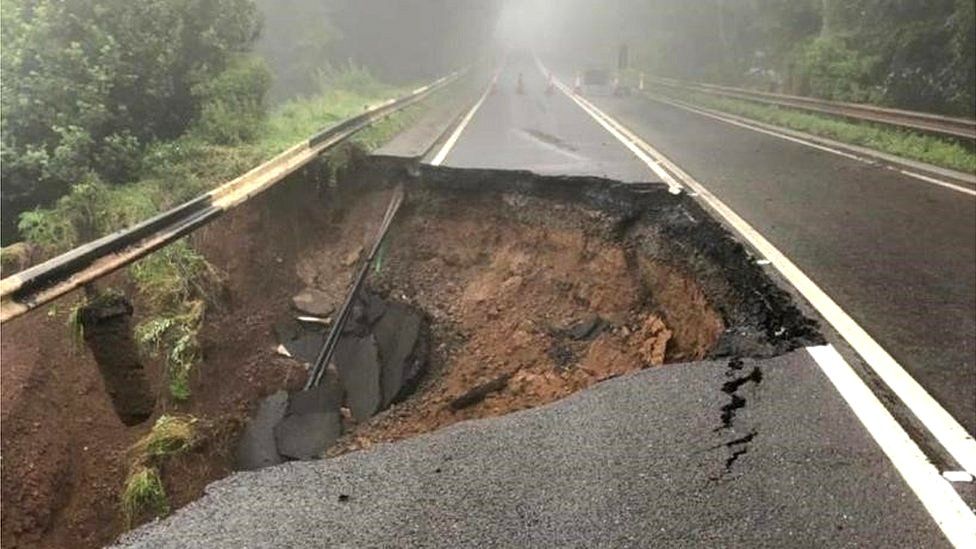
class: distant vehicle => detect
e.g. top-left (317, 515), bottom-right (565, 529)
top-left (579, 67), bottom-right (614, 95)
top-left (578, 67), bottom-right (634, 96)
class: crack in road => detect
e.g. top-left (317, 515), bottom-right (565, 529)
top-left (711, 358), bottom-right (764, 480)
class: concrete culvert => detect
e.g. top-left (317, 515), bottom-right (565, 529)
top-left (78, 291), bottom-right (155, 426)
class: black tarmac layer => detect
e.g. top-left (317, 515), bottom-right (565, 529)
top-left (118, 350), bottom-right (948, 548)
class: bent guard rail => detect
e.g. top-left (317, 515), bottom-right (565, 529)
top-left (646, 76), bottom-right (976, 140)
top-left (0, 71), bottom-right (460, 324)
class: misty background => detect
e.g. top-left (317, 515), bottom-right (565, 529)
top-left (2, 0), bottom-right (973, 244)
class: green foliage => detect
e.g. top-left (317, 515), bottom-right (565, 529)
top-left (654, 88), bottom-right (976, 174)
top-left (1, 0), bottom-right (262, 236)
top-left (624, 0), bottom-right (975, 116)
top-left (131, 414), bottom-right (199, 459)
top-left (132, 242), bottom-right (217, 401)
top-left (315, 62), bottom-right (387, 98)
top-left (17, 173), bottom-right (157, 254)
top-left (192, 55), bottom-right (272, 145)
top-left (120, 465), bottom-right (169, 527)
top-left (793, 36), bottom-right (881, 103)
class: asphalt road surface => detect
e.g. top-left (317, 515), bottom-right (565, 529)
top-left (121, 55), bottom-right (973, 546)
top-left (118, 352), bottom-right (946, 548)
top-left (576, 82), bottom-right (976, 435)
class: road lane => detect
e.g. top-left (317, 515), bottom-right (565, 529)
top-left (575, 90), bottom-right (976, 435)
top-left (438, 54), bottom-right (651, 182)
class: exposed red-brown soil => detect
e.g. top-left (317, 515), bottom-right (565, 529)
top-left (330, 191), bottom-right (724, 453)
top-left (1, 177), bottom-right (727, 547)
top-left (0, 177), bottom-right (382, 548)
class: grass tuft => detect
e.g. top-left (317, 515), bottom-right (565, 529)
top-left (121, 414), bottom-right (200, 526)
top-left (120, 465), bottom-right (169, 528)
top-left (131, 414), bottom-right (199, 459)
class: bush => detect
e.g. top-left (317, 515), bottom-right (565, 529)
top-left (1, 0), bottom-right (262, 239)
top-left (794, 37), bottom-right (882, 103)
top-left (192, 55), bottom-right (272, 145)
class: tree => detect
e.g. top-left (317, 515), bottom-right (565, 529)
top-left (1, 0), bottom-right (263, 240)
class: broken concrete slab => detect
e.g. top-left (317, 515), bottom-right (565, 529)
top-left (374, 301), bottom-right (424, 406)
top-left (274, 412), bottom-right (342, 461)
top-left (287, 377), bottom-right (343, 416)
top-left (275, 316), bottom-right (328, 365)
top-left (334, 334), bottom-right (382, 422)
top-left (235, 390), bottom-right (288, 470)
top-left (292, 288), bottom-right (337, 317)
top-left (365, 292), bottom-right (387, 326)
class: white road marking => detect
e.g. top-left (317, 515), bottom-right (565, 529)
top-left (533, 58), bottom-right (682, 194)
top-left (546, 67), bottom-right (976, 479)
top-left (542, 60), bottom-right (976, 540)
top-left (429, 71), bottom-right (499, 166)
top-left (943, 471), bottom-right (974, 483)
top-left (807, 345), bottom-right (976, 548)
top-left (551, 79), bottom-right (682, 194)
top-left (648, 94), bottom-right (976, 198)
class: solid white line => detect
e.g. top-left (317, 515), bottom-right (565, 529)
top-left (897, 168), bottom-right (976, 197)
top-left (807, 345), bottom-right (976, 548)
top-left (549, 75), bottom-right (976, 479)
top-left (555, 79), bottom-right (682, 194)
top-left (533, 58), bottom-right (682, 194)
top-left (649, 94), bottom-right (976, 198)
top-left (429, 72), bottom-right (499, 166)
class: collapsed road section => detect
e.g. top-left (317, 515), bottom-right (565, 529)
top-left (233, 160), bottom-right (822, 470)
top-left (116, 158), bottom-right (953, 548)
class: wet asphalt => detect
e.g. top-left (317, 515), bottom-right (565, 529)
top-left (118, 56), bottom-right (966, 546)
top-left (117, 351), bottom-right (946, 548)
top-left (577, 84), bottom-right (976, 436)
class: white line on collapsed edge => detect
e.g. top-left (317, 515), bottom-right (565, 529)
top-left (649, 94), bottom-right (976, 198)
top-left (551, 65), bottom-right (976, 475)
top-left (541, 58), bottom-right (976, 546)
top-left (807, 345), bottom-right (976, 547)
top-left (429, 71), bottom-right (499, 166)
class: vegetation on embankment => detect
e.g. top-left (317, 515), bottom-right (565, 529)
top-left (13, 71), bottom-right (429, 402)
top-left (563, 0), bottom-right (974, 117)
top-left (646, 87), bottom-right (976, 175)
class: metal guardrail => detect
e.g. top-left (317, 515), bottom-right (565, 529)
top-left (0, 72), bottom-right (460, 324)
top-left (647, 77), bottom-right (976, 140)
